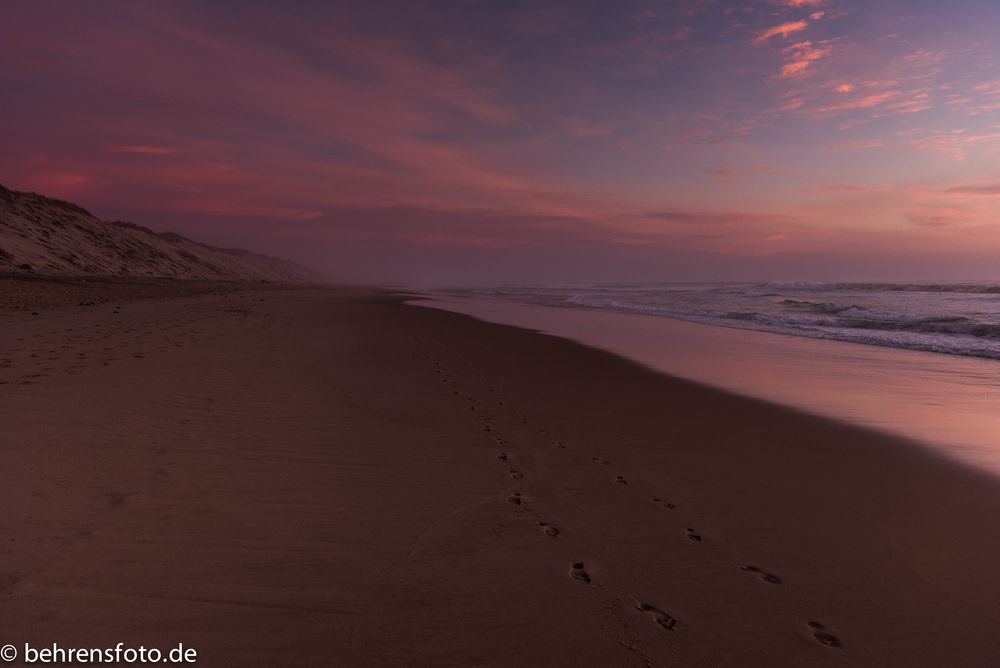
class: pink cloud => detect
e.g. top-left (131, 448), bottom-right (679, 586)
top-left (706, 166), bottom-right (740, 180)
top-left (906, 206), bottom-right (981, 227)
top-left (947, 183), bottom-right (1000, 195)
top-left (106, 145), bottom-right (180, 155)
top-left (170, 200), bottom-right (326, 220)
top-left (812, 90), bottom-right (899, 113)
top-left (972, 79), bottom-right (1000, 94)
top-left (775, 97), bottom-right (805, 112)
top-left (754, 20), bottom-right (809, 45)
top-left (875, 91), bottom-right (931, 115)
top-left (905, 131), bottom-right (1000, 160)
top-left (413, 234), bottom-right (540, 249)
top-left (949, 78), bottom-right (1000, 115)
top-left (825, 138), bottom-right (885, 151)
top-left (780, 60), bottom-right (811, 77)
top-left (779, 41), bottom-right (832, 77)
top-left (810, 183), bottom-right (894, 194)
top-left (19, 172), bottom-right (91, 193)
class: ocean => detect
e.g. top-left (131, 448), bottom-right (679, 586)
top-left (446, 282), bottom-right (1000, 360)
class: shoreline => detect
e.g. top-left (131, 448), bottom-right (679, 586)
top-left (3, 284), bottom-right (1000, 666)
top-left (415, 293), bottom-right (1000, 478)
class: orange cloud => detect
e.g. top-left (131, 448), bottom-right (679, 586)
top-left (754, 20), bottom-right (808, 45)
top-left (779, 41), bottom-right (832, 77)
top-left (779, 60), bottom-right (809, 76)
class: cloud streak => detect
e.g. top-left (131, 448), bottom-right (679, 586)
top-left (754, 20), bottom-right (809, 45)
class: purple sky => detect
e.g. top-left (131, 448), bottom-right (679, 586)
top-left (2, 0), bottom-right (999, 285)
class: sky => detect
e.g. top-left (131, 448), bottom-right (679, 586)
top-left (2, 0), bottom-right (999, 285)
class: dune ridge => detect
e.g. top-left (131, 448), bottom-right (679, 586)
top-left (0, 184), bottom-right (313, 282)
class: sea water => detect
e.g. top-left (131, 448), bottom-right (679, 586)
top-left (447, 282), bottom-right (1000, 360)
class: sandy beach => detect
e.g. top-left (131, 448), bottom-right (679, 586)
top-left (1, 281), bottom-right (999, 666)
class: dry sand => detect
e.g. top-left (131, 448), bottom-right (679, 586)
top-left (3, 283), bottom-right (1000, 666)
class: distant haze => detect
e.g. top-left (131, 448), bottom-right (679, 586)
top-left (2, 1), bottom-right (999, 286)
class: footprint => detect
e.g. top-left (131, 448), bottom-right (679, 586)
top-left (569, 562), bottom-right (591, 583)
top-left (650, 497), bottom-right (676, 510)
top-left (635, 602), bottom-right (677, 631)
top-left (741, 565), bottom-right (782, 584)
top-left (807, 621), bottom-right (841, 647)
top-left (507, 493), bottom-right (523, 506)
top-left (684, 528), bottom-right (703, 542)
top-left (537, 521), bottom-right (560, 538)
top-left (509, 468), bottom-right (524, 481)
top-left (592, 457), bottom-right (610, 465)
top-left (615, 475), bottom-right (629, 485)
top-left (496, 452), bottom-right (508, 462)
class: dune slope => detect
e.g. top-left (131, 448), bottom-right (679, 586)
top-left (0, 185), bottom-right (313, 282)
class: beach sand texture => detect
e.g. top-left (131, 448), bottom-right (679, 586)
top-left (3, 284), bottom-right (1000, 666)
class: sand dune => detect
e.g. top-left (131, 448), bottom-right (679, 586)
top-left (0, 185), bottom-right (313, 282)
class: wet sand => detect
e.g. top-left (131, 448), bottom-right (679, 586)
top-left (3, 284), bottom-right (1000, 666)
top-left (416, 295), bottom-right (1000, 477)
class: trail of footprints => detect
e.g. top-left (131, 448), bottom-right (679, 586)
top-left (420, 343), bottom-right (843, 651)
